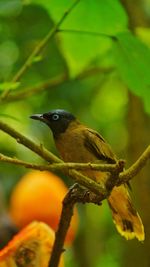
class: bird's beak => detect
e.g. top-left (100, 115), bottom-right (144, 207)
top-left (30, 114), bottom-right (45, 122)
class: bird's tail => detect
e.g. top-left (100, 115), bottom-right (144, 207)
top-left (107, 184), bottom-right (145, 241)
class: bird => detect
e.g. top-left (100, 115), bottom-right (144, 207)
top-left (30, 109), bottom-right (144, 241)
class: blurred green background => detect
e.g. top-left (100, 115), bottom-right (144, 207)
top-left (0, 0), bottom-right (150, 266)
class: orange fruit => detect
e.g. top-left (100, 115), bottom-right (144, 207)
top-left (0, 221), bottom-right (64, 267)
top-left (9, 171), bottom-right (78, 245)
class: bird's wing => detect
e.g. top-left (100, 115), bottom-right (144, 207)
top-left (83, 128), bottom-right (117, 163)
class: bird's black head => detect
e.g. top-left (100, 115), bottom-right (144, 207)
top-left (30, 109), bottom-right (76, 138)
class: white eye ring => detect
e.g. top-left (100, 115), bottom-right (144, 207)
top-left (52, 114), bottom-right (59, 121)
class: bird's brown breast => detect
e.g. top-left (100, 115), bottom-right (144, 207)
top-left (55, 122), bottom-right (96, 162)
top-left (54, 121), bottom-right (109, 183)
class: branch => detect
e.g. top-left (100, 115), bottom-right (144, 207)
top-left (0, 153), bottom-right (121, 172)
top-left (0, 121), bottom-right (150, 267)
top-left (118, 145), bottom-right (150, 184)
top-left (1, 67), bottom-right (114, 104)
top-left (1, 74), bottom-right (67, 103)
top-left (48, 146), bottom-right (150, 267)
top-left (48, 183), bottom-right (103, 267)
top-left (76, 66), bottom-right (114, 80)
top-left (0, 0), bottom-right (80, 101)
top-left (58, 29), bottom-right (114, 39)
top-left (1, 120), bottom-right (150, 188)
top-left (1, 143), bottom-right (150, 186)
top-left (0, 120), bottom-right (106, 195)
top-left (0, 121), bottom-right (60, 163)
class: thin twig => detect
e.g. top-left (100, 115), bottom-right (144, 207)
top-left (0, 0), bottom-right (80, 101)
top-left (1, 74), bottom-right (67, 103)
top-left (58, 29), bottom-right (114, 39)
top-left (0, 121), bottom-right (150, 190)
top-left (1, 145), bottom-right (149, 185)
top-left (76, 66), bottom-right (114, 80)
top-left (48, 183), bottom-right (103, 267)
top-left (48, 146), bottom-right (150, 267)
top-left (118, 145), bottom-right (150, 184)
top-left (0, 153), bottom-right (120, 172)
top-left (0, 120), bottom-right (106, 195)
top-left (0, 121), bottom-right (60, 163)
top-left (0, 122), bottom-right (150, 267)
top-left (1, 67), bottom-right (114, 104)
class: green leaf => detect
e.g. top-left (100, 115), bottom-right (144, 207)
top-left (113, 31), bottom-right (150, 96)
top-left (0, 82), bottom-right (20, 91)
top-left (32, 0), bottom-right (128, 75)
top-left (33, 0), bottom-right (128, 34)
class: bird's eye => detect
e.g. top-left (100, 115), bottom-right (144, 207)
top-left (52, 114), bottom-right (60, 121)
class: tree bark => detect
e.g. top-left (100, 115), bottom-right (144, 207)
top-left (120, 1), bottom-right (150, 266)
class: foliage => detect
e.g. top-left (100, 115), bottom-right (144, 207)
top-left (0, 0), bottom-right (150, 267)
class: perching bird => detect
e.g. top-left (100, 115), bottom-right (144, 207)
top-left (30, 109), bottom-right (144, 241)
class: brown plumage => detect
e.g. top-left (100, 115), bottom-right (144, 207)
top-left (30, 109), bottom-right (145, 241)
